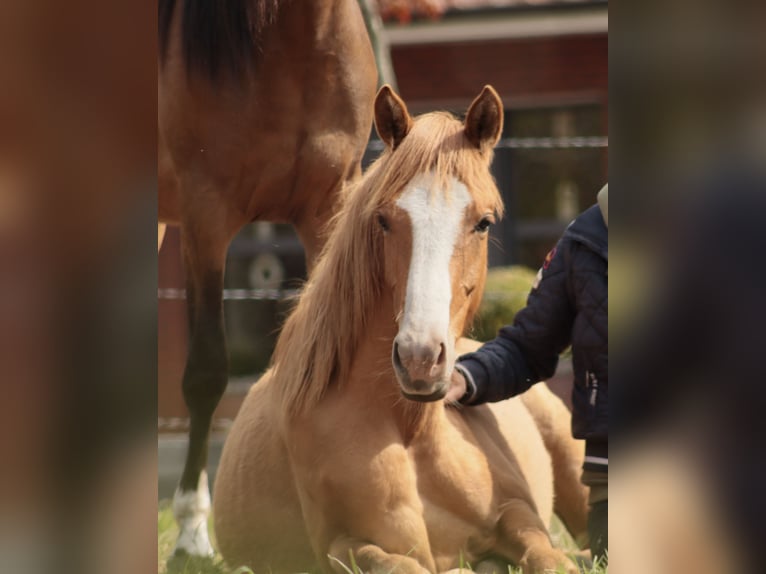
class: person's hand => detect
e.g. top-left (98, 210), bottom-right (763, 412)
top-left (444, 368), bottom-right (467, 404)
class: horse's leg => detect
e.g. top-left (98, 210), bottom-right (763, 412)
top-left (328, 536), bottom-right (431, 574)
top-left (520, 385), bottom-right (590, 547)
top-left (292, 163), bottom-right (359, 271)
top-left (294, 218), bottom-right (323, 272)
top-left (495, 499), bottom-right (578, 574)
top-left (172, 209), bottom-right (236, 557)
top-left (158, 222), bottom-right (167, 251)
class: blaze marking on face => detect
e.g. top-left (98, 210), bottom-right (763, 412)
top-left (396, 173), bottom-right (472, 338)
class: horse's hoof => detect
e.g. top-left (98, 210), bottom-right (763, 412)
top-left (520, 548), bottom-right (578, 574)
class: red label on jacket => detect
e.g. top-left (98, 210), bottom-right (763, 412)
top-left (542, 247), bottom-right (557, 270)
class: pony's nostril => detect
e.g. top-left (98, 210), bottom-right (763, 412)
top-left (436, 342), bottom-right (446, 366)
top-left (392, 342), bottom-right (404, 372)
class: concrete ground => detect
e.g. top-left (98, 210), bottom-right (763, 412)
top-left (158, 433), bottom-right (227, 499)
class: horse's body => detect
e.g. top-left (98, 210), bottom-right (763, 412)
top-left (214, 87), bottom-right (585, 573)
top-left (158, 0), bottom-right (377, 555)
top-left (215, 363), bottom-right (559, 571)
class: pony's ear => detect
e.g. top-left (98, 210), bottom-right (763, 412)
top-left (464, 85), bottom-right (503, 152)
top-left (374, 85), bottom-right (412, 150)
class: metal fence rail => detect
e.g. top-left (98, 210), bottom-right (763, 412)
top-left (158, 288), bottom-right (528, 301)
top-left (158, 288), bottom-right (301, 301)
top-left (159, 416), bottom-right (233, 432)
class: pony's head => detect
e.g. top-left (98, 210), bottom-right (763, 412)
top-left (373, 85), bottom-right (504, 401)
top-left (272, 85), bottom-right (504, 414)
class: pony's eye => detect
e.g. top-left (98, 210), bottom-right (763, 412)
top-left (474, 217), bottom-right (492, 233)
top-left (377, 213), bottom-right (390, 232)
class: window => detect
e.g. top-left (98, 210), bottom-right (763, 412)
top-left (490, 103), bottom-right (607, 268)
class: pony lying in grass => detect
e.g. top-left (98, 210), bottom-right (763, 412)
top-left (214, 85), bottom-right (587, 574)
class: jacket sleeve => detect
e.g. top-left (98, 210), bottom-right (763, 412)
top-left (457, 239), bottom-right (577, 404)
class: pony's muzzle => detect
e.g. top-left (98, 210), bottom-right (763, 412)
top-left (392, 334), bottom-right (450, 400)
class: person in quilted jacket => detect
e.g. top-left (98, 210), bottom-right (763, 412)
top-left (446, 184), bottom-right (608, 561)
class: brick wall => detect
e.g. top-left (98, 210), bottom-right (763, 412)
top-left (392, 34), bottom-right (608, 107)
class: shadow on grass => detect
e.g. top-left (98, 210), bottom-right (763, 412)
top-left (166, 553), bottom-right (231, 574)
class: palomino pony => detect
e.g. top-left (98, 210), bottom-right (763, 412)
top-left (214, 86), bottom-right (583, 574)
top-left (158, 0), bottom-right (377, 556)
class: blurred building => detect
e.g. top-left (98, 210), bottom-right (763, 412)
top-left (158, 0), bottom-right (608, 430)
top-left (378, 0), bottom-right (608, 266)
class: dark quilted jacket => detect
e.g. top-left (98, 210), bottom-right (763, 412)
top-left (457, 204), bottom-right (608, 465)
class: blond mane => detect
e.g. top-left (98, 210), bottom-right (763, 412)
top-left (272, 112), bottom-right (504, 415)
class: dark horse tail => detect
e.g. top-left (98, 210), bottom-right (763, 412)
top-left (159, 0), bottom-right (281, 80)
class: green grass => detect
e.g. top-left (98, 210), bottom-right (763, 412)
top-left (159, 500), bottom-right (239, 574)
top-left (158, 502), bottom-right (606, 574)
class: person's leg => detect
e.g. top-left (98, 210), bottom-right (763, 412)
top-left (588, 499), bottom-right (608, 561)
top-left (582, 469), bottom-right (608, 562)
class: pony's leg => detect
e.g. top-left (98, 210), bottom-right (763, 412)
top-left (328, 536), bottom-right (431, 574)
top-left (495, 499), bottom-right (578, 574)
top-left (520, 386), bottom-right (590, 547)
top-left (172, 212), bottom-right (235, 557)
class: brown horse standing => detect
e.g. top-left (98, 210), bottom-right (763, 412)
top-left (158, 0), bottom-right (377, 556)
top-left (214, 86), bottom-right (585, 573)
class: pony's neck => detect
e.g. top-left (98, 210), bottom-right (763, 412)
top-left (347, 295), bottom-right (444, 442)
